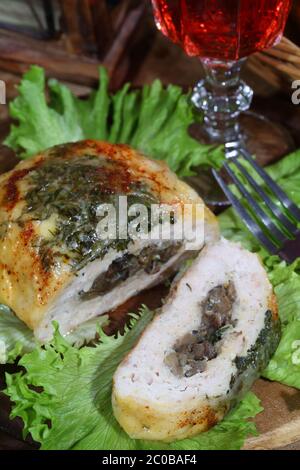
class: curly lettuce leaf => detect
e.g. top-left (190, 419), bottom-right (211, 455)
top-left (5, 306), bottom-right (261, 450)
top-left (5, 65), bottom-right (223, 175)
top-left (263, 263), bottom-right (300, 388)
top-left (5, 67), bottom-right (84, 156)
top-left (0, 304), bottom-right (35, 364)
top-left (0, 304), bottom-right (107, 365)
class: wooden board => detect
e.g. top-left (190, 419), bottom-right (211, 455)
top-left (246, 381), bottom-right (300, 450)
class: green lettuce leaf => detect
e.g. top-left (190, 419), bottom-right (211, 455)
top-left (0, 304), bottom-right (35, 364)
top-left (4, 306), bottom-right (261, 450)
top-left (0, 304), bottom-right (107, 365)
top-left (263, 263), bottom-right (300, 388)
top-left (5, 67), bottom-right (85, 156)
top-left (5, 65), bottom-right (223, 175)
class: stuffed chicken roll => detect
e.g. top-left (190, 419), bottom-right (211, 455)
top-left (0, 140), bottom-right (219, 342)
top-left (112, 239), bottom-right (280, 442)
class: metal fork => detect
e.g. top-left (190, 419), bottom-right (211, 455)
top-left (212, 143), bottom-right (300, 263)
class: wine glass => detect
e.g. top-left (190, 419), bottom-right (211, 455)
top-left (151, 0), bottom-right (292, 155)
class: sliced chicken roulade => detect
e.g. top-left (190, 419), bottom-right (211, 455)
top-left (112, 239), bottom-right (280, 442)
top-left (0, 140), bottom-right (219, 342)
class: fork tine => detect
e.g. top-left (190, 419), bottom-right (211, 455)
top-left (231, 158), bottom-right (298, 235)
top-left (240, 149), bottom-right (300, 221)
top-left (223, 162), bottom-right (287, 244)
top-left (212, 169), bottom-right (279, 255)
top-left (224, 162), bottom-right (290, 245)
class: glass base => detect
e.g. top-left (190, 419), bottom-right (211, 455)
top-left (186, 111), bottom-right (295, 207)
top-left (189, 111), bottom-right (295, 165)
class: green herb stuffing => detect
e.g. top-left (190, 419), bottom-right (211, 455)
top-left (23, 155), bottom-right (158, 270)
top-left (234, 310), bottom-right (281, 378)
top-left (1, 66), bottom-right (300, 450)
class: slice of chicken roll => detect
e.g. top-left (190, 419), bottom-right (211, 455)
top-left (112, 239), bottom-right (280, 442)
top-left (0, 140), bottom-right (219, 342)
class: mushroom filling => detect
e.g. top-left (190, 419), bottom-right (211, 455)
top-left (79, 242), bottom-right (182, 300)
top-left (165, 282), bottom-right (237, 378)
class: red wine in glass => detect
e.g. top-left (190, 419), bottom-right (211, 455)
top-left (152, 0), bottom-right (291, 60)
top-left (152, 0), bottom-right (292, 149)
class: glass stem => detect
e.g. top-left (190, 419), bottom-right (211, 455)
top-left (192, 58), bottom-right (253, 148)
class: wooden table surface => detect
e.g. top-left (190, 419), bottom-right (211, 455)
top-left (1, 27), bottom-right (300, 451)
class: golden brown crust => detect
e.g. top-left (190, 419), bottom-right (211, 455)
top-left (112, 390), bottom-right (228, 442)
top-left (268, 293), bottom-right (279, 321)
top-left (0, 219), bottom-right (71, 329)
